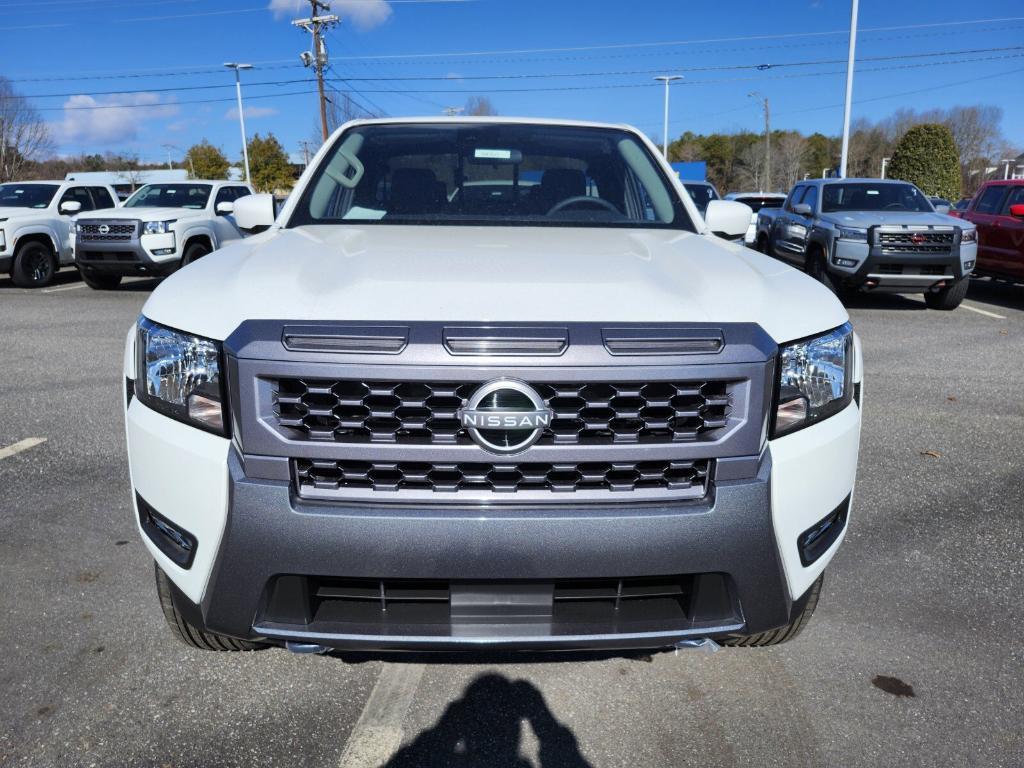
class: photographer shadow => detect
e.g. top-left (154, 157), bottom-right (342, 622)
top-left (382, 673), bottom-right (592, 768)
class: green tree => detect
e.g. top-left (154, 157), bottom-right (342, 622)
top-left (184, 140), bottom-right (229, 180)
top-left (886, 123), bottom-right (961, 200)
top-left (246, 133), bottom-right (293, 193)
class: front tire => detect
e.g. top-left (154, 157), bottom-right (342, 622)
top-left (11, 240), bottom-right (57, 288)
top-left (808, 251), bottom-right (845, 299)
top-left (181, 241), bottom-right (211, 267)
top-left (78, 268), bottom-right (122, 290)
top-left (721, 574), bottom-right (823, 647)
top-left (923, 276), bottom-right (969, 310)
top-left (154, 564), bottom-right (264, 651)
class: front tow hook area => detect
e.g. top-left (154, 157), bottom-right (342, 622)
top-left (285, 641), bottom-right (331, 655)
top-left (674, 637), bottom-right (722, 654)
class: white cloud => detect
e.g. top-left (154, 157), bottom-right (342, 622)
top-left (224, 105), bottom-right (279, 120)
top-left (267, 0), bottom-right (392, 30)
top-left (51, 93), bottom-right (179, 146)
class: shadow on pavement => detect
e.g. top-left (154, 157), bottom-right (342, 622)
top-left (840, 292), bottom-right (927, 311)
top-left (966, 276), bottom-right (1023, 312)
top-left (383, 673), bottom-right (592, 768)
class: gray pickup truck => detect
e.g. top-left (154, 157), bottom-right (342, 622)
top-left (755, 178), bottom-right (978, 309)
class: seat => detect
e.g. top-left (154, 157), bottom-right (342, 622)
top-left (389, 168), bottom-right (443, 215)
top-left (535, 168), bottom-right (587, 213)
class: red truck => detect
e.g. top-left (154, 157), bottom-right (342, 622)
top-left (954, 180), bottom-right (1024, 282)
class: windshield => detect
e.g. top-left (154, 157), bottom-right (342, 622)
top-left (733, 195), bottom-right (785, 213)
top-left (822, 183), bottom-right (932, 213)
top-left (0, 183), bottom-right (59, 209)
top-left (124, 183), bottom-right (212, 209)
top-left (288, 123), bottom-right (694, 230)
top-left (683, 183), bottom-right (718, 214)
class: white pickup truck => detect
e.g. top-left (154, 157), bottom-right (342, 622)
top-left (124, 118), bottom-right (862, 655)
top-left (72, 179), bottom-right (253, 290)
top-left (0, 180), bottom-right (118, 288)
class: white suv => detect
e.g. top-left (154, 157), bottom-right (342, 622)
top-left (124, 118), bottom-right (863, 654)
top-left (73, 180), bottom-right (253, 290)
top-left (0, 180), bottom-right (118, 288)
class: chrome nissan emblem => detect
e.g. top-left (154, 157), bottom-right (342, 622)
top-left (459, 379), bottom-right (553, 454)
top-left (98, 224), bottom-right (110, 234)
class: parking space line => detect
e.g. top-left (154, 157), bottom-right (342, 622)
top-left (41, 283), bottom-right (87, 294)
top-left (959, 303), bottom-right (1007, 320)
top-left (0, 437), bottom-right (47, 460)
top-left (337, 663), bottom-right (425, 768)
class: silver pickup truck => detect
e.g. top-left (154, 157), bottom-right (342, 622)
top-left (754, 178), bottom-right (978, 309)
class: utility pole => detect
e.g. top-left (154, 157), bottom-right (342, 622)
top-left (839, 0), bottom-right (859, 178)
top-left (298, 140), bottom-right (315, 167)
top-left (748, 92), bottom-right (770, 191)
top-left (654, 75), bottom-right (683, 159)
top-left (161, 144), bottom-right (175, 171)
top-left (224, 63), bottom-right (253, 184)
top-left (881, 157), bottom-right (890, 179)
top-left (293, 0), bottom-right (340, 142)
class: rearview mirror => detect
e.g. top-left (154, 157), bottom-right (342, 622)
top-left (1010, 203), bottom-right (1024, 219)
top-left (59, 200), bottom-right (82, 215)
top-left (793, 203), bottom-right (813, 216)
top-left (215, 201), bottom-right (234, 215)
top-left (232, 193), bottom-right (276, 233)
top-left (704, 200), bottom-right (752, 240)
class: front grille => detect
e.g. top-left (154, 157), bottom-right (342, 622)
top-left (876, 263), bottom-right (949, 276)
top-left (78, 222), bottom-right (136, 242)
top-left (877, 230), bottom-right (953, 254)
top-left (273, 378), bottom-right (732, 446)
top-left (294, 457), bottom-right (711, 500)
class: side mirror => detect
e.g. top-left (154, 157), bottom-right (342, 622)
top-left (934, 204), bottom-right (950, 215)
top-left (215, 200), bottom-right (234, 215)
top-left (232, 193), bottom-right (275, 233)
top-left (1010, 203), bottom-right (1024, 219)
top-left (704, 200), bottom-right (752, 240)
top-left (59, 200), bottom-right (82, 215)
top-left (793, 203), bottom-right (813, 216)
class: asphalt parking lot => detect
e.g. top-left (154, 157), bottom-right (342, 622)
top-left (1, 270), bottom-right (1022, 768)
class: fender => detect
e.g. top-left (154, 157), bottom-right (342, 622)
top-left (12, 222), bottom-right (63, 260)
top-left (177, 223), bottom-right (219, 252)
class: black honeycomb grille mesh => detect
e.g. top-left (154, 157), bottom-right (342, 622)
top-left (294, 458), bottom-right (711, 496)
top-left (272, 379), bottom-right (732, 445)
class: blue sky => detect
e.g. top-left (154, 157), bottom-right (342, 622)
top-left (2, 0), bottom-right (1022, 165)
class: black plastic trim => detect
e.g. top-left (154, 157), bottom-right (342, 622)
top-left (138, 493), bottom-right (197, 569)
top-left (798, 494), bottom-right (850, 566)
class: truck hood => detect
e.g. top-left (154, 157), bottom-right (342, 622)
top-left (142, 225), bottom-right (848, 344)
top-left (75, 207), bottom-right (206, 221)
top-left (819, 210), bottom-right (966, 228)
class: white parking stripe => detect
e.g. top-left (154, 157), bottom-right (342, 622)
top-left (959, 303), bottom-right (1007, 320)
top-left (41, 282), bottom-right (87, 294)
top-left (0, 437), bottom-right (47, 460)
top-left (338, 663), bottom-right (425, 768)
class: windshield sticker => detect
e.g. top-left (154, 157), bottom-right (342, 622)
top-left (474, 148), bottom-right (513, 160)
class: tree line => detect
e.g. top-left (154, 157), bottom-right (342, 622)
top-left (667, 104), bottom-right (1017, 198)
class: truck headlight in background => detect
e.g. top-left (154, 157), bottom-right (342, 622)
top-left (0, 229), bottom-right (5, 250)
top-left (960, 228), bottom-right (977, 243)
top-left (143, 220), bottom-right (176, 235)
top-left (772, 323), bottom-right (854, 438)
top-left (837, 227), bottom-right (867, 242)
top-left (136, 317), bottom-right (226, 435)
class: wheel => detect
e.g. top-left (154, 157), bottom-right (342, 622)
top-left (923, 276), bottom-right (969, 310)
top-left (154, 563), bottom-right (264, 651)
top-left (721, 574), bottom-right (823, 647)
top-left (78, 268), bottom-right (121, 290)
top-left (755, 234), bottom-right (768, 254)
top-left (807, 252), bottom-right (844, 298)
top-left (181, 241), bottom-right (211, 266)
top-left (11, 240), bottom-right (57, 288)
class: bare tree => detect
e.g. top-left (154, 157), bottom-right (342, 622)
top-left (735, 142), bottom-right (767, 191)
top-left (773, 132), bottom-right (808, 190)
top-left (464, 96), bottom-right (498, 116)
top-left (0, 76), bottom-right (53, 183)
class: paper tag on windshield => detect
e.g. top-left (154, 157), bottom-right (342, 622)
top-left (474, 148), bottom-right (512, 160)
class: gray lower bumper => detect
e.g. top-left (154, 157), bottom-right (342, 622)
top-left (191, 449), bottom-right (796, 651)
top-left (76, 236), bottom-right (176, 276)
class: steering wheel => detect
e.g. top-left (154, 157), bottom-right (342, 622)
top-left (547, 196), bottom-right (620, 215)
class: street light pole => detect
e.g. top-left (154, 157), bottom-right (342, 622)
top-left (881, 157), bottom-right (890, 179)
top-left (839, 0), bottom-right (859, 178)
top-left (654, 75), bottom-right (683, 158)
top-left (224, 63), bottom-right (253, 184)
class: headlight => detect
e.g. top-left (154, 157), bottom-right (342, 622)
top-left (136, 317), bottom-right (226, 435)
top-left (772, 323), bottom-right (854, 438)
top-left (143, 220), bottom-right (176, 235)
top-left (0, 229), bottom-right (5, 249)
top-left (960, 228), bottom-right (977, 243)
top-left (837, 227), bottom-right (867, 242)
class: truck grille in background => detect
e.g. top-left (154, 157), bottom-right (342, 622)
top-left (77, 221), bottom-right (136, 242)
top-left (876, 230), bottom-right (953, 255)
top-left (293, 457), bottom-right (712, 500)
top-left (273, 379), bottom-right (732, 446)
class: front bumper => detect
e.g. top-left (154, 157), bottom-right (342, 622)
top-left (830, 229), bottom-right (977, 292)
top-left (75, 228), bottom-right (179, 277)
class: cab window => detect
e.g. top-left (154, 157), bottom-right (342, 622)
top-left (974, 186), bottom-right (1007, 214)
top-left (59, 186), bottom-right (94, 212)
top-left (89, 187), bottom-right (115, 210)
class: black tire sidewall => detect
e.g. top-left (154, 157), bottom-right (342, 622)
top-left (13, 241), bottom-right (57, 288)
top-left (182, 242), bottom-right (210, 267)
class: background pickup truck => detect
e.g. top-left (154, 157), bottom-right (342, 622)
top-left (755, 178), bottom-right (978, 310)
top-left (952, 179), bottom-right (1024, 284)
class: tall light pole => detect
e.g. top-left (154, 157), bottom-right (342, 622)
top-left (160, 143), bottom-right (175, 171)
top-left (839, 0), bottom-right (859, 178)
top-left (881, 157), bottom-right (891, 179)
top-left (748, 92), bottom-right (770, 191)
top-left (654, 75), bottom-right (683, 159)
top-left (224, 63), bottom-right (253, 184)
